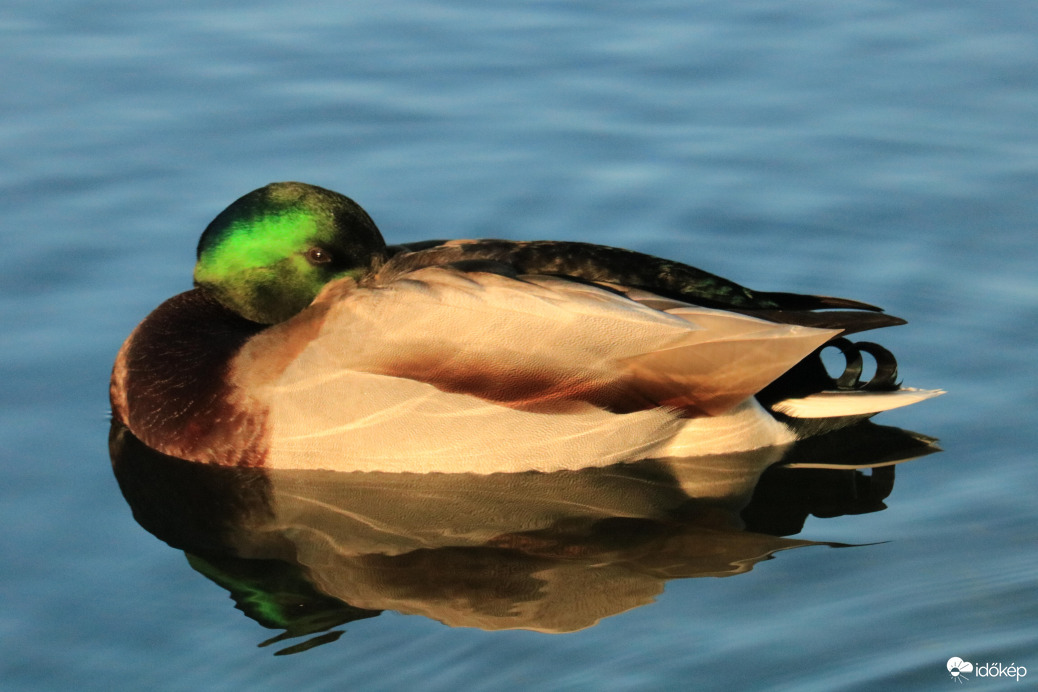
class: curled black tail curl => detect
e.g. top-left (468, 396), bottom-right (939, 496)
top-left (825, 338), bottom-right (900, 391)
top-left (755, 337), bottom-right (902, 409)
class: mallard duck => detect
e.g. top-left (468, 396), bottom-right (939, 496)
top-left (110, 182), bottom-right (941, 473)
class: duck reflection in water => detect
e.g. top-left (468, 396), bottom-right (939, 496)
top-left (110, 419), bottom-right (937, 654)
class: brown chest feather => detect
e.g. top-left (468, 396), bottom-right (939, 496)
top-left (110, 289), bottom-right (269, 466)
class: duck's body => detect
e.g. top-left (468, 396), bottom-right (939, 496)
top-left (110, 182), bottom-right (940, 473)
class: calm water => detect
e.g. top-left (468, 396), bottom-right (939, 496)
top-left (2, 1), bottom-right (1036, 690)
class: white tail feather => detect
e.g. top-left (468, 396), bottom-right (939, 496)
top-left (772, 388), bottom-right (945, 418)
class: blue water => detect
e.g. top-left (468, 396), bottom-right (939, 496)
top-left (2, 1), bottom-right (1036, 690)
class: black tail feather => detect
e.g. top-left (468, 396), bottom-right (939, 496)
top-left (757, 291), bottom-right (886, 312)
top-left (737, 309), bottom-right (907, 334)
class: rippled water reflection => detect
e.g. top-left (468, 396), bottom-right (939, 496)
top-left (110, 421), bottom-right (938, 649)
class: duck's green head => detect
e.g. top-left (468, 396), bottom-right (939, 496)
top-left (194, 182), bottom-right (386, 324)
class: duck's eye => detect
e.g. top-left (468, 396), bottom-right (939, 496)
top-left (305, 246), bottom-right (333, 265)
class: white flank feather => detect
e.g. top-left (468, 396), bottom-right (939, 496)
top-left (235, 268), bottom-right (860, 472)
top-left (263, 371), bottom-right (684, 473)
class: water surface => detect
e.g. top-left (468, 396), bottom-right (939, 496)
top-left (2, 2), bottom-right (1036, 690)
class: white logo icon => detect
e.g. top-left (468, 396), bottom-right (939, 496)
top-left (948, 657), bottom-right (974, 683)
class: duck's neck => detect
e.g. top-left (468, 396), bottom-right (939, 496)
top-left (110, 288), bottom-right (269, 466)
